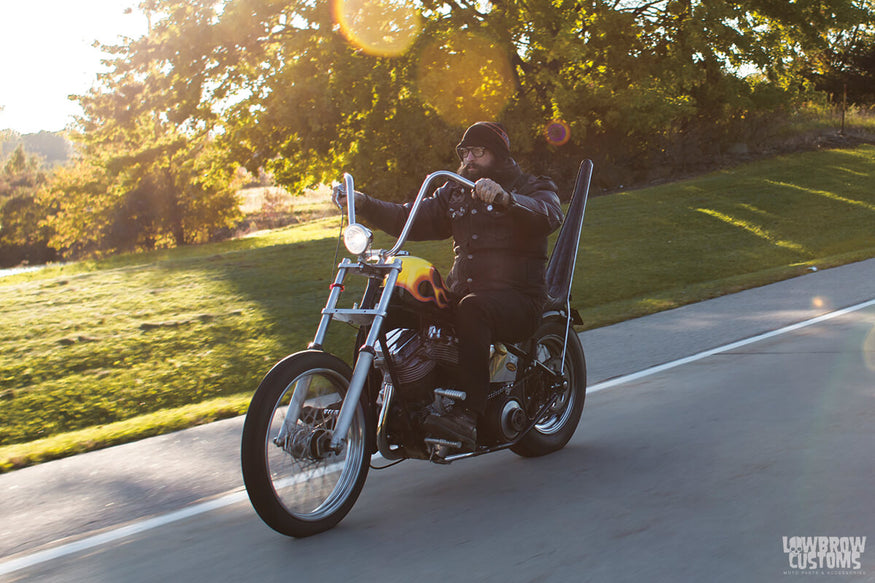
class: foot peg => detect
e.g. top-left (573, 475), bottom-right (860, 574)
top-left (424, 437), bottom-right (463, 449)
top-left (424, 437), bottom-right (464, 462)
top-left (434, 388), bottom-right (467, 401)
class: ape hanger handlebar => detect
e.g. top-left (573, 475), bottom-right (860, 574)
top-left (341, 170), bottom-right (475, 259)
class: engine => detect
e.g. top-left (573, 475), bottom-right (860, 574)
top-left (377, 326), bottom-right (526, 446)
top-left (377, 326), bottom-right (459, 403)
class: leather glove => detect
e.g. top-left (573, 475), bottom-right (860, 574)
top-left (332, 183), bottom-right (367, 209)
top-left (473, 178), bottom-right (511, 208)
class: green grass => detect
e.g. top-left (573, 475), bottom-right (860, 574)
top-left (2, 144), bottom-right (874, 471)
top-left (574, 144), bottom-right (875, 326)
top-left (784, 103), bottom-right (875, 135)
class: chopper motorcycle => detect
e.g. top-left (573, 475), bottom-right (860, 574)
top-left (241, 160), bottom-right (593, 537)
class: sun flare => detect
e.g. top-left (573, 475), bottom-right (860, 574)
top-left (333, 0), bottom-right (422, 57)
top-left (415, 32), bottom-right (514, 127)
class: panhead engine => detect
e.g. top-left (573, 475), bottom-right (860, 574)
top-left (380, 327), bottom-right (459, 402)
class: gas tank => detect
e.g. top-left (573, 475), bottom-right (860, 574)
top-left (391, 256), bottom-right (452, 312)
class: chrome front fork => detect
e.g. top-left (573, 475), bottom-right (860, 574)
top-left (328, 266), bottom-right (400, 452)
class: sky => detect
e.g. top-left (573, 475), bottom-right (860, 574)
top-left (0, 0), bottom-right (148, 134)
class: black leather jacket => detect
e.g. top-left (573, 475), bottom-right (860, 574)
top-left (357, 164), bottom-right (563, 300)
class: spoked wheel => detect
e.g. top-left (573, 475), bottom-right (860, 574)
top-left (241, 350), bottom-right (370, 537)
top-left (512, 319), bottom-right (586, 457)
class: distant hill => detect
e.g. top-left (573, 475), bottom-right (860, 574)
top-left (0, 131), bottom-right (72, 166)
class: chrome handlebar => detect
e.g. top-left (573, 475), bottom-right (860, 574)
top-left (342, 172), bottom-right (357, 227)
top-left (338, 170), bottom-right (475, 259)
top-left (385, 170), bottom-right (474, 258)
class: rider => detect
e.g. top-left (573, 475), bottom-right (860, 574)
top-left (335, 121), bottom-right (563, 448)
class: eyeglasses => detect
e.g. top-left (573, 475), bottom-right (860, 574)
top-left (457, 146), bottom-right (487, 159)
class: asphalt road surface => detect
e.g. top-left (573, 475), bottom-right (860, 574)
top-left (2, 259), bottom-right (874, 582)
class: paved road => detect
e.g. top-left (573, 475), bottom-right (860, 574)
top-left (2, 259), bottom-right (874, 582)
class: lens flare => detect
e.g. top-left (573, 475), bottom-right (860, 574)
top-left (415, 32), bottom-right (514, 127)
top-left (545, 120), bottom-right (571, 146)
top-left (333, 0), bottom-right (422, 57)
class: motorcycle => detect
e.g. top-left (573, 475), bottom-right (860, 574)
top-left (241, 160), bottom-right (594, 537)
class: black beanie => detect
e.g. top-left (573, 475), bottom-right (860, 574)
top-left (457, 121), bottom-right (511, 159)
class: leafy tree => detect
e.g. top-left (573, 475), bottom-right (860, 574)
top-left (79, 0), bottom-right (875, 201)
top-left (39, 156), bottom-right (113, 258)
top-left (41, 125), bottom-right (241, 257)
top-left (0, 146), bottom-right (56, 266)
top-left (44, 59), bottom-right (243, 258)
top-left (803, 21), bottom-right (875, 104)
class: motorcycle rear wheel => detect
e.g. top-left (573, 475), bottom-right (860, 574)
top-left (511, 319), bottom-right (586, 457)
top-left (241, 350), bottom-right (370, 537)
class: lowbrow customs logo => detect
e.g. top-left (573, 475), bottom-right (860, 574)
top-left (782, 536), bottom-right (867, 574)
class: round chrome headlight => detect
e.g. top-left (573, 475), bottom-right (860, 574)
top-left (343, 223), bottom-right (373, 255)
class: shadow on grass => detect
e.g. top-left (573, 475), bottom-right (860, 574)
top-left (4, 146), bottom-right (875, 469)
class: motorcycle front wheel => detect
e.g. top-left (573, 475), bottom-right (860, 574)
top-left (512, 319), bottom-right (586, 457)
top-left (241, 350), bottom-right (370, 537)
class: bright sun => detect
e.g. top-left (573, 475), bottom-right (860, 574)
top-left (0, 0), bottom-right (147, 133)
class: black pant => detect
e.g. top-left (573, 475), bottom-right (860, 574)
top-left (454, 290), bottom-right (541, 414)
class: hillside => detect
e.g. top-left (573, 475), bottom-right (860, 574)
top-left (0, 130), bottom-right (72, 166)
top-left (1, 143), bottom-right (874, 471)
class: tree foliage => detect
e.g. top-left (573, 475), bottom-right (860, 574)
top-left (24, 0), bottom-right (873, 262)
top-left (802, 15), bottom-right (875, 104)
top-left (48, 58), bottom-right (243, 258)
top-left (40, 122), bottom-right (241, 258)
top-left (0, 147), bottom-right (56, 266)
top-left (83, 0), bottom-right (871, 201)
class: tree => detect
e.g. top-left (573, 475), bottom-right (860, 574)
top-left (43, 59), bottom-right (243, 258)
top-left (41, 124), bottom-right (242, 257)
top-left (38, 155), bottom-right (113, 258)
top-left (80, 0), bottom-right (875, 200)
top-left (803, 22), bottom-right (875, 104)
top-left (0, 146), bottom-right (56, 266)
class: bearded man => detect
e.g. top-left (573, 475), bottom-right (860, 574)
top-left (334, 121), bottom-right (563, 448)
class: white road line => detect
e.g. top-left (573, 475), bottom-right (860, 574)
top-left (0, 490), bottom-right (247, 576)
top-left (0, 465), bottom-right (344, 576)
top-left (2, 297), bottom-right (874, 577)
top-left (587, 297), bottom-right (875, 394)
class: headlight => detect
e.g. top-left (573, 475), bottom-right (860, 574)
top-left (343, 223), bottom-right (373, 255)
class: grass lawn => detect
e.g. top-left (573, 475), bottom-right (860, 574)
top-left (1, 143), bottom-right (874, 471)
top-left (573, 144), bottom-right (875, 325)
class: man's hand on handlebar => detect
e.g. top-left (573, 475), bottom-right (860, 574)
top-left (332, 184), bottom-right (367, 209)
top-left (473, 178), bottom-right (511, 208)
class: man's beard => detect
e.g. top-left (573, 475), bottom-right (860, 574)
top-left (458, 158), bottom-right (499, 181)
